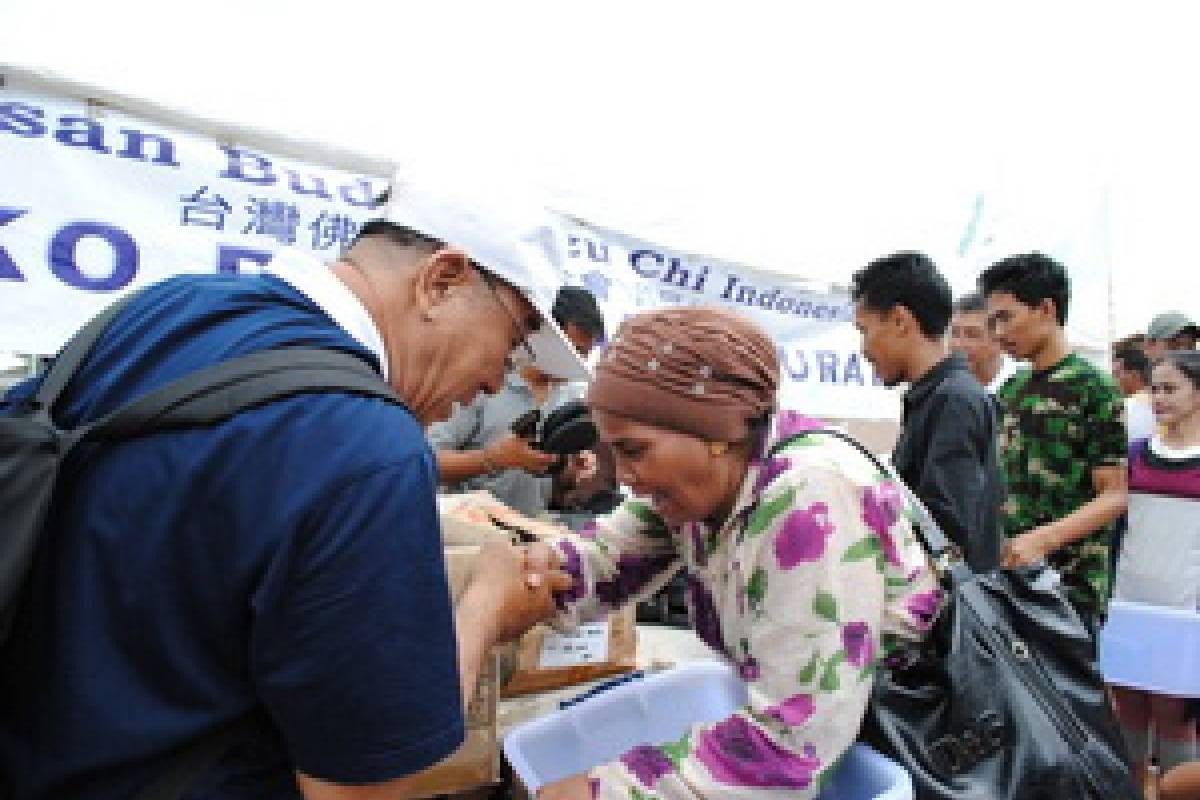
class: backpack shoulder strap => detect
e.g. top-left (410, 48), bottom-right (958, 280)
top-left (80, 347), bottom-right (402, 444)
top-left (32, 293), bottom-right (140, 413)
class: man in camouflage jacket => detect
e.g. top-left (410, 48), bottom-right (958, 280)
top-left (980, 253), bottom-right (1127, 628)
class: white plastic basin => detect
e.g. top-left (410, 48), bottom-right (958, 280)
top-left (1100, 599), bottom-right (1200, 697)
top-left (502, 660), bottom-right (912, 799)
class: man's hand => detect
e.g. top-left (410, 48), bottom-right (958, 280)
top-left (537, 773), bottom-right (595, 800)
top-left (461, 538), bottom-right (572, 646)
top-left (1001, 528), bottom-right (1055, 568)
top-left (486, 433), bottom-right (559, 475)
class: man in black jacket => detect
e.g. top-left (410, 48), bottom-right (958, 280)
top-left (852, 252), bottom-right (1002, 572)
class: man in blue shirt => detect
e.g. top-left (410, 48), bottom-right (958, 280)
top-left (0, 174), bottom-right (585, 798)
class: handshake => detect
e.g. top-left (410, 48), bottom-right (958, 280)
top-left (458, 538), bottom-right (574, 646)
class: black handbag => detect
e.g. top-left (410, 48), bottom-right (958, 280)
top-left (797, 430), bottom-right (1140, 800)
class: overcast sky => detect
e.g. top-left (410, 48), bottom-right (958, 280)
top-left (4, 1), bottom-right (1198, 340)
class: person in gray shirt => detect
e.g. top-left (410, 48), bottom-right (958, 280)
top-left (429, 287), bottom-right (604, 516)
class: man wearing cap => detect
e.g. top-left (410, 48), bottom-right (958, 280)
top-left (430, 286), bottom-right (605, 517)
top-left (1145, 311), bottom-right (1200, 360)
top-left (0, 174), bottom-right (584, 798)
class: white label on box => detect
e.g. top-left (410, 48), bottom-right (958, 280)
top-left (538, 622), bottom-right (610, 668)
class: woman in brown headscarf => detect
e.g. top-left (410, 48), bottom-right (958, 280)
top-left (534, 307), bottom-right (941, 800)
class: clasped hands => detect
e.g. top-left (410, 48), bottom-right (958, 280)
top-left (462, 539), bottom-right (573, 645)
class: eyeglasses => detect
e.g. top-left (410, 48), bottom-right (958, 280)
top-left (476, 266), bottom-right (537, 368)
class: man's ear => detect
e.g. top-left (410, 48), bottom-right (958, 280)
top-left (888, 304), bottom-right (916, 337)
top-left (413, 248), bottom-right (476, 318)
top-left (1037, 297), bottom-right (1059, 324)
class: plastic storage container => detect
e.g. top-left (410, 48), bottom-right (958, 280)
top-left (1100, 599), bottom-right (1200, 697)
top-left (503, 661), bottom-right (913, 799)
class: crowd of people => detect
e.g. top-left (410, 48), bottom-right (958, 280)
top-left (0, 172), bottom-right (1197, 800)
top-left (854, 252), bottom-right (1198, 798)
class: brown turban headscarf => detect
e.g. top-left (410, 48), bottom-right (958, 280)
top-left (587, 306), bottom-right (780, 442)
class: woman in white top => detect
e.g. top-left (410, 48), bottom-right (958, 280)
top-left (1111, 350), bottom-right (1200, 786)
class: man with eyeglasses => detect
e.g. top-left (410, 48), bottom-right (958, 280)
top-left (0, 172), bottom-right (587, 799)
top-left (430, 285), bottom-right (605, 517)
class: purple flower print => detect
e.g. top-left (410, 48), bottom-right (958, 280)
top-left (588, 777), bottom-right (599, 799)
top-left (764, 694), bottom-right (816, 727)
top-left (753, 456), bottom-right (791, 495)
top-left (862, 482), bottom-right (904, 567)
top-left (688, 576), bottom-right (726, 653)
top-left (554, 539), bottom-right (586, 610)
top-left (774, 410), bottom-right (824, 442)
top-left (774, 502), bottom-right (835, 569)
top-left (595, 553), bottom-right (676, 608)
top-left (905, 589), bottom-right (943, 631)
top-left (842, 621), bottom-right (875, 668)
top-left (695, 716), bottom-right (822, 788)
top-left (738, 655), bottom-right (761, 682)
top-left (620, 745), bottom-right (674, 788)
top-left (578, 520), bottom-right (598, 540)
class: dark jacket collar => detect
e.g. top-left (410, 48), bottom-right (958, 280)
top-left (902, 352), bottom-right (970, 414)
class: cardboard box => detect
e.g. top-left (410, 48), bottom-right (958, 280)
top-left (439, 493), bottom-right (515, 547)
top-left (501, 606), bottom-right (638, 698)
top-left (443, 544), bottom-right (481, 601)
top-left (440, 501), bottom-right (640, 701)
top-left (438, 491), bottom-right (571, 546)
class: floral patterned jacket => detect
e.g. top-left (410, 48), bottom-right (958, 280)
top-left (550, 411), bottom-right (943, 799)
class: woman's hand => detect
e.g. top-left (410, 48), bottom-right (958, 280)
top-left (536, 773), bottom-right (595, 800)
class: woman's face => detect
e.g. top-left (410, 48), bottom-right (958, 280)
top-left (593, 410), bottom-right (743, 527)
top-left (1150, 361), bottom-right (1200, 427)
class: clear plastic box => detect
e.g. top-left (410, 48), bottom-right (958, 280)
top-left (502, 660), bottom-right (913, 798)
top-left (1100, 599), bottom-right (1200, 697)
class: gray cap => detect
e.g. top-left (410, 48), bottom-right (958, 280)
top-left (1147, 311), bottom-right (1200, 340)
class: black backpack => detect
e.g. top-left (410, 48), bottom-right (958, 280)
top-left (0, 296), bottom-right (407, 799)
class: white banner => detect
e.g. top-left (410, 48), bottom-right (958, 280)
top-left (556, 220), bottom-right (896, 418)
top-left (1, 74), bottom-right (898, 419)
